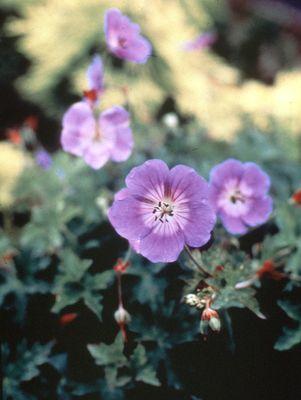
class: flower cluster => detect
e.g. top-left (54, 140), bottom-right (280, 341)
top-left (61, 8), bottom-right (152, 169)
top-left (108, 158), bottom-right (273, 263)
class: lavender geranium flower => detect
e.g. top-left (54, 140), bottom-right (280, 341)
top-left (104, 8), bottom-right (152, 64)
top-left (182, 32), bottom-right (217, 51)
top-left (108, 160), bottom-right (216, 263)
top-left (61, 101), bottom-right (133, 169)
top-left (87, 54), bottom-right (104, 93)
top-left (35, 149), bottom-right (52, 170)
top-left (209, 159), bottom-right (273, 235)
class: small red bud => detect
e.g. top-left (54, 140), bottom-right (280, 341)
top-left (291, 189), bottom-right (301, 206)
top-left (83, 89), bottom-right (98, 103)
top-left (114, 258), bottom-right (130, 274)
top-left (7, 128), bottom-right (22, 144)
top-left (257, 259), bottom-right (285, 281)
top-left (24, 115), bottom-right (38, 131)
top-left (59, 312), bottom-right (78, 326)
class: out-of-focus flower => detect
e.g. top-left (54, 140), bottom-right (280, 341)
top-left (182, 32), bottom-right (217, 51)
top-left (108, 159), bottom-right (216, 263)
top-left (84, 55), bottom-right (104, 104)
top-left (24, 115), bottom-right (38, 131)
top-left (162, 112), bottom-right (179, 129)
top-left (104, 8), bottom-right (152, 64)
top-left (59, 312), bottom-right (78, 326)
top-left (61, 101), bottom-right (133, 169)
top-left (7, 128), bottom-right (22, 145)
top-left (87, 54), bottom-right (104, 93)
top-left (209, 159), bottom-right (272, 234)
top-left (0, 142), bottom-right (29, 209)
top-left (35, 149), bottom-right (52, 170)
top-left (291, 188), bottom-right (301, 206)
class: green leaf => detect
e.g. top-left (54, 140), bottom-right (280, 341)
top-left (87, 334), bottom-right (127, 367)
top-left (275, 301), bottom-right (301, 351)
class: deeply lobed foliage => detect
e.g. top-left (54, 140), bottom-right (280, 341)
top-left (1, 119), bottom-right (301, 399)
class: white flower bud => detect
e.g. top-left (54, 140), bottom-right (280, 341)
top-left (184, 294), bottom-right (199, 307)
top-left (209, 316), bottom-right (221, 332)
top-left (114, 305), bottom-right (131, 325)
top-left (162, 112), bottom-right (179, 128)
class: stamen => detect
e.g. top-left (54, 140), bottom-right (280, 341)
top-left (152, 200), bottom-right (174, 223)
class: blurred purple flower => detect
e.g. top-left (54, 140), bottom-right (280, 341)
top-left (182, 32), bottom-right (217, 51)
top-left (108, 160), bottom-right (216, 263)
top-left (61, 101), bottom-right (133, 169)
top-left (35, 149), bottom-right (52, 170)
top-left (104, 8), bottom-right (152, 64)
top-left (87, 54), bottom-right (104, 92)
top-left (209, 159), bottom-right (273, 235)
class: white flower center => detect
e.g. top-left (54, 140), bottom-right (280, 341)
top-left (152, 200), bottom-right (174, 223)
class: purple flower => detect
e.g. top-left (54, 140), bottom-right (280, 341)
top-left (86, 54), bottom-right (104, 93)
top-left (182, 32), bottom-right (217, 51)
top-left (35, 149), bottom-right (52, 170)
top-left (104, 8), bottom-right (152, 64)
top-left (61, 101), bottom-right (133, 169)
top-left (108, 160), bottom-right (216, 263)
top-left (209, 159), bottom-right (273, 235)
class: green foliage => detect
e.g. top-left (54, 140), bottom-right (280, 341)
top-left (274, 301), bottom-right (301, 351)
top-left (52, 249), bottom-right (114, 320)
top-left (3, 341), bottom-right (53, 400)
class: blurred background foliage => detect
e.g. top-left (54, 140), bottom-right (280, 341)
top-left (2, 0), bottom-right (301, 138)
top-left (1, 1), bottom-right (301, 399)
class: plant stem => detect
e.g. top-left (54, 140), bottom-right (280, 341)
top-left (184, 245), bottom-right (212, 278)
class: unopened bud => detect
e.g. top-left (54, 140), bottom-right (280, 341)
top-left (114, 305), bottom-right (131, 325)
top-left (184, 294), bottom-right (199, 307)
top-left (209, 316), bottom-right (221, 332)
top-left (200, 307), bottom-right (221, 334)
top-left (291, 189), bottom-right (301, 206)
top-left (114, 259), bottom-right (130, 274)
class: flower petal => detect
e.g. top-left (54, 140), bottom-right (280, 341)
top-left (87, 54), bottom-right (104, 92)
top-left (83, 142), bottom-right (111, 170)
top-left (183, 202), bottom-right (216, 248)
top-left (169, 164), bottom-right (210, 203)
top-left (139, 222), bottom-right (185, 263)
top-left (240, 162), bottom-right (271, 196)
top-left (108, 196), bottom-right (151, 241)
top-left (220, 212), bottom-right (247, 235)
top-left (125, 159), bottom-right (169, 202)
top-left (242, 196), bottom-right (273, 227)
top-left (209, 159), bottom-right (244, 189)
top-left (61, 102), bottom-right (95, 156)
top-left (99, 106), bottom-right (133, 162)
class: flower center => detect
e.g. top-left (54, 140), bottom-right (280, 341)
top-left (118, 37), bottom-right (128, 49)
top-left (94, 125), bottom-right (102, 141)
top-left (152, 200), bottom-right (174, 223)
top-left (229, 190), bottom-right (245, 204)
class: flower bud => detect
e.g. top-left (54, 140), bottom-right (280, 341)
top-left (114, 305), bottom-right (131, 325)
top-left (291, 189), bottom-right (301, 206)
top-left (209, 316), bottom-right (221, 332)
top-left (184, 294), bottom-right (200, 307)
top-left (113, 259), bottom-right (130, 274)
top-left (200, 307), bottom-right (221, 334)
